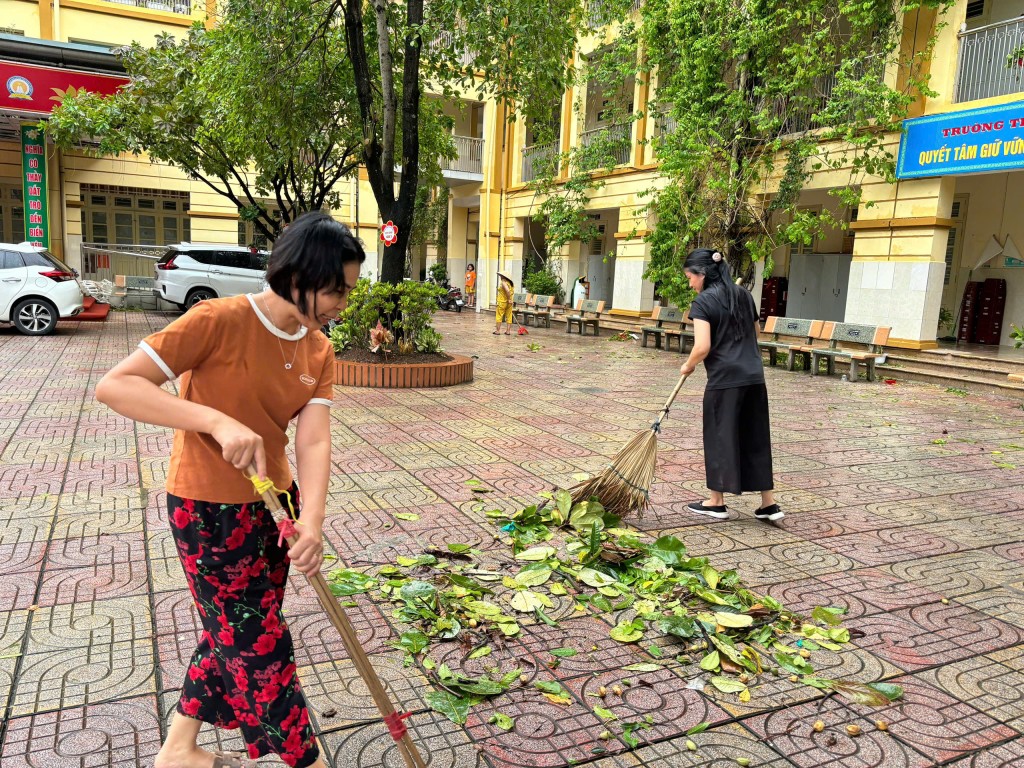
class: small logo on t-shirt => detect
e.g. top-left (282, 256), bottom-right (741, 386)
top-left (299, 374), bottom-right (316, 386)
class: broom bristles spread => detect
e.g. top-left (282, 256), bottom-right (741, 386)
top-left (569, 427), bottom-right (658, 517)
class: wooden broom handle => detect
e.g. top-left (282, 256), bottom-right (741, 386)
top-left (245, 468), bottom-right (428, 768)
top-left (654, 374), bottom-right (688, 429)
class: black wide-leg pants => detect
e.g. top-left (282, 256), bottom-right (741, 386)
top-left (702, 383), bottom-right (774, 495)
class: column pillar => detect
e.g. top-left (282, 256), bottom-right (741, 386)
top-left (609, 234), bottom-right (655, 316)
top-left (845, 176), bottom-right (955, 349)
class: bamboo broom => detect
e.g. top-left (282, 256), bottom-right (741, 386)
top-left (246, 467), bottom-right (428, 768)
top-left (568, 374), bottom-right (688, 517)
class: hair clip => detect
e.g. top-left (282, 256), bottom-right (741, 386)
top-left (711, 252), bottom-right (723, 262)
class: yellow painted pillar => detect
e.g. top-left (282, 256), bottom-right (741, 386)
top-left (846, 176), bottom-right (956, 349)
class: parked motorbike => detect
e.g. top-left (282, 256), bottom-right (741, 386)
top-left (437, 283), bottom-right (465, 313)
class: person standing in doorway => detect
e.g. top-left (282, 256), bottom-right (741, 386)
top-left (465, 263), bottom-right (477, 307)
top-left (494, 272), bottom-right (515, 335)
top-left (678, 248), bottom-right (783, 523)
top-left (97, 212), bottom-right (364, 768)
top-left (571, 275), bottom-right (589, 309)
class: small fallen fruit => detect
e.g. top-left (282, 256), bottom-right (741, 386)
top-left (799, 649), bottom-right (811, 659)
top-left (875, 720), bottom-right (889, 732)
top-left (598, 686), bottom-right (608, 698)
top-left (736, 759), bottom-right (751, 767)
top-left (812, 720), bottom-right (825, 733)
top-left (468, 619), bottom-right (478, 628)
top-left (941, 598), bottom-right (950, 605)
top-left (846, 725), bottom-right (862, 737)
top-left (612, 685), bottom-right (623, 696)
top-left (738, 674), bottom-right (750, 683)
top-left (789, 675), bottom-right (799, 683)
top-left (519, 675), bottom-right (529, 684)
top-left (686, 740), bottom-right (697, 751)
top-left (488, 715), bottom-right (498, 725)
top-left (599, 730), bottom-right (612, 741)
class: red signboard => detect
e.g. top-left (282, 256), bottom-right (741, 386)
top-left (1, 60), bottom-right (128, 116)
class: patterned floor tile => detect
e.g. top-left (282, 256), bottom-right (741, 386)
top-left (320, 712), bottom-right (481, 768)
top-left (6, 310), bottom-right (1024, 766)
top-left (839, 675), bottom-right (1019, 764)
top-left (0, 696), bottom-right (163, 768)
top-left (919, 655), bottom-right (1024, 731)
top-left (10, 641), bottom-right (157, 716)
top-left (745, 696), bottom-right (932, 767)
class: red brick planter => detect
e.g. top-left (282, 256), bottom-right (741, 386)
top-left (334, 354), bottom-right (474, 388)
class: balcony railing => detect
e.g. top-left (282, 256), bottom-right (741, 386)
top-left (521, 141), bottom-right (559, 182)
top-left (579, 123), bottom-right (632, 167)
top-left (954, 17), bottom-right (1024, 103)
top-left (427, 30), bottom-right (475, 69)
top-left (441, 135), bottom-right (484, 175)
top-left (586, 0), bottom-right (643, 29)
top-left (105, 0), bottom-right (193, 14)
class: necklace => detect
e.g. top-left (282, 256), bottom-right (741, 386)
top-left (260, 294), bottom-right (302, 370)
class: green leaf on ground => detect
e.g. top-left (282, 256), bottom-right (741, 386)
top-left (578, 568), bottom-right (617, 588)
top-left (611, 619), bottom-right (645, 643)
top-left (550, 648), bottom-right (578, 658)
top-left (515, 546), bottom-right (556, 561)
top-left (425, 691), bottom-right (472, 724)
top-left (649, 535), bottom-right (688, 566)
top-left (714, 612), bottom-right (754, 628)
top-left (468, 645), bottom-right (492, 660)
top-left (594, 706), bottom-right (617, 720)
top-left (709, 676), bottom-right (748, 694)
top-left (700, 651), bottom-right (721, 671)
top-left (685, 722), bottom-right (711, 735)
top-left (393, 512), bottom-right (419, 521)
top-left (491, 712), bottom-right (514, 730)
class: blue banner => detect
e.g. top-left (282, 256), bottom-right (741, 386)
top-left (896, 100), bottom-right (1024, 179)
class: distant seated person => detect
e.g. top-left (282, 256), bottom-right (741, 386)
top-left (465, 264), bottom-right (477, 307)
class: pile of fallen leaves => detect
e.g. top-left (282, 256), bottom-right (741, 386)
top-left (326, 487), bottom-right (902, 742)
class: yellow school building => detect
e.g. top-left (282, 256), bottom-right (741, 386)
top-left (1, 0), bottom-right (1023, 348)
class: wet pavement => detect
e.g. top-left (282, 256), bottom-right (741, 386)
top-left (1, 309), bottom-right (1023, 767)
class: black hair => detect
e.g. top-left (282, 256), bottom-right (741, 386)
top-left (265, 211), bottom-right (365, 316)
top-left (683, 247), bottom-right (755, 341)
top-left (467, 264), bottom-right (475, 270)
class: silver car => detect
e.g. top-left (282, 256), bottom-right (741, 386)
top-left (153, 244), bottom-right (269, 311)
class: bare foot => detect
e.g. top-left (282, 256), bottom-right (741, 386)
top-left (154, 744), bottom-right (218, 768)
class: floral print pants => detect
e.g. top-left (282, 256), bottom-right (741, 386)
top-left (168, 488), bottom-right (319, 768)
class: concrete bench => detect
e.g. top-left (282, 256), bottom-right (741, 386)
top-left (521, 294), bottom-right (554, 328)
top-left (758, 316), bottom-right (823, 371)
top-left (641, 305), bottom-right (686, 352)
top-left (809, 322), bottom-right (891, 382)
top-left (566, 299), bottom-right (606, 335)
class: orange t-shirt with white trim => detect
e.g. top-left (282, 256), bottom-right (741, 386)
top-left (139, 294), bottom-right (335, 503)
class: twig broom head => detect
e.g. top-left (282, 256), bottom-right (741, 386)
top-left (569, 427), bottom-right (658, 518)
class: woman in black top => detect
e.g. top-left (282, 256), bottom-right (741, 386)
top-left (679, 248), bottom-right (783, 522)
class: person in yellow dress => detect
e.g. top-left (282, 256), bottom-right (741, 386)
top-left (494, 272), bottom-right (515, 335)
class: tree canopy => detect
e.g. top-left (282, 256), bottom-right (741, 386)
top-left (529, 0), bottom-right (954, 308)
top-left (49, 0), bottom-right (584, 282)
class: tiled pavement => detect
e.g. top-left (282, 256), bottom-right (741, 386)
top-left (1, 309), bottom-right (1024, 767)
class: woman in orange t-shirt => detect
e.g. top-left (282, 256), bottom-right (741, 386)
top-left (96, 212), bottom-right (363, 768)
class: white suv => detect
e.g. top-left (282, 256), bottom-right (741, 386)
top-left (0, 243), bottom-right (85, 335)
top-left (154, 244), bottom-right (269, 311)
